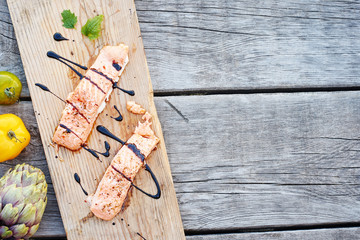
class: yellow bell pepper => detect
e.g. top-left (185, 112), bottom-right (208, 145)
top-left (0, 114), bottom-right (30, 162)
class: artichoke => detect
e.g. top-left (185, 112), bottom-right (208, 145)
top-left (0, 164), bottom-right (47, 239)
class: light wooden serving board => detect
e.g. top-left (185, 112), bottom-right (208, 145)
top-left (7, 0), bottom-right (185, 239)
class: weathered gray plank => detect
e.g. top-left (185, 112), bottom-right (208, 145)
top-left (188, 228), bottom-right (360, 240)
top-left (159, 92), bottom-right (360, 231)
top-left (2, 0), bottom-right (360, 97)
top-left (0, 0), bottom-right (28, 97)
top-left (137, 0), bottom-right (360, 92)
top-left (2, 91), bottom-right (360, 237)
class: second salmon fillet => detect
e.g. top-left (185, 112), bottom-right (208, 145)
top-left (90, 110), bottom-right (159, 220)
top-left (52, 44), bottom-right (129, 150)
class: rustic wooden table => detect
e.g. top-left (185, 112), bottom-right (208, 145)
top-left (1, 0), bottom-right (360, 239)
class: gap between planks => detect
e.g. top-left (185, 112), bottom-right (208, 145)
top-left (19, 86), bottom-right (360, 102)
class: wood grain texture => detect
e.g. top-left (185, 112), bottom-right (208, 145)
top-left (2, 91), bottom-right (360, 237)
top-left (187, 228), bottom-right (360, 240)
top-left (6, 0), bottom-right (185, 239)
top-left (0, 0), bottom-right (28, 97)
top-left (160, 92), bottom-right (360, 231)
top-left (2, 0), bottom-right (360, 97)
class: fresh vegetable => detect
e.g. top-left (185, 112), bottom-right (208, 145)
top-left (61, 9), bottom-right (77, 29)
top-left (0, 164), bottom-right (47, 239)
top-left (0, 71), bottom-right (22, 105)
top-left (81, 15), bottom-right (104, 40)
top-left (0, 114), bottom-right (30, 162)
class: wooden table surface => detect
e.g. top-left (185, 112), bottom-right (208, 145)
top-left (1, 0), bottom-right (360, 239)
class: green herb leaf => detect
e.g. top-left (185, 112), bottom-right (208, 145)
top-left (81, 15), bottom-right (104, 40)
top-left (61, 10), bottom-right (77, 29)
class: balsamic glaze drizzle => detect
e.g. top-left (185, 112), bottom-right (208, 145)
top-left (90, 67), bottom-right (135, 96)
top-left (83, 76), bottom-right (106, 94)
top-left (82, 145), bottom-right (100, 159)
top-left (47, 51), bottom-right (109, 95)
top-left (47, 51), bottom-right (87, 78)
top-left (96, 125), bottom-right (126, 145)
top-left (35, 83), bottom-right (67, 104)
top-left (59, 123), bottom-right (109, 161)
top-left (126, 143), bottom-right (145, 162)
top-left (112, 164), bottom-right (161, 199)
top-left (112, 61), bottom-right (122, 71)
top-left (81, 141), bottom-right (111, 160)
top-left (66, 102), bottom-right (90, 124)
top-left (47, 51), bottom-right (87, 70)
top-left (59, 124), bottom-right (82, 140)
top-left (113, 82), bottom-right (135, 96)
top-left (136, 232), bottom-right (147, 240)
top-left (53, 32), bottom-right (69, 41)
top-left (96, 125), bottom-right (145, 161)
top-left (74, 173), bottom-right (88, 196)
top-left (111, 105), bottom-right (123, 121)
top-left (35, 83), bottom-right (90, 123)
top-left (90, 68), bottom-right (114, 84)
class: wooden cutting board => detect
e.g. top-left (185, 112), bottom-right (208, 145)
top-left (7, 0), bottom-right (185, 239)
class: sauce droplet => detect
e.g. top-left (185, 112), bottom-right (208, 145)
top-left (113, 82), bottom-right (135, 96)
top-left (82, 141), bottom-right (111, 160)
top-left (53, 32), bottom-right (69, 41)
top-left (74, 173), bottom-right (88, 196)
top-left (111, 105), bottom-right (123, 121)
top-left (112, 61), bottom-right (122, 71)
top-left (137, 233), bottom-right (146, 240)
top-left (96, 125), bottom-right (126, 145)
top-left (82, 145), bottom-right (100, 160)
top-left (35, 83), bottom-right (66, 104)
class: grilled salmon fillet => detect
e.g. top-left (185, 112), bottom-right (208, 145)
top-left (90, 109), bottom-right (159, 220)
top-left (52, 44), bottom-right (129, 150)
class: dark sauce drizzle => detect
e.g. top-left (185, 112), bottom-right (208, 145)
top-left (74, 173), bottom-right (88, 196)
top-left (53, 32), bottom-right (68, 41)
top-left (112, 164), bottom-right (161, 199)
top-left (35, 83), bottom-right (89, 124)
top-left (81, 141), bottom-right (111, 161)
top-left (112, 61), bottom-right (122, 71)
top-left (47, 51), bottom-right (87, 79)
top-left (136, 232), bottom-right (147, 240)
top-left (66, 102), bottom-right (90, 124)
top-left (83, 76), bottom-right (106, 94)
top-left (111, 105), bottom-right (123, 121)
top-left (90, 68), bottom-right (114, 83)
top-left (113, 82), bottom-right (135, 96)
top-left (96, 125), bottom-right (126, 145)
top-left (35, 83), bottom-right (66, 104)
top-left (59, 124), bottom-right (82, 140)
top-left (126, 143), bottom-right (145, 162)
top-left (47, 51), bottom-right (87, 70)
top-left (59, 124), bottom-right (109, 161)
top-left (96, 125), bottom-right (144, 161)
top-left (91, 67), bottom-right (135, 96)
top-left (47, 51), bottom-right (108, 95)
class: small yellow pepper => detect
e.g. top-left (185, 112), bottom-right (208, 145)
top-left (0, 114), bottom-right (30, 162)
